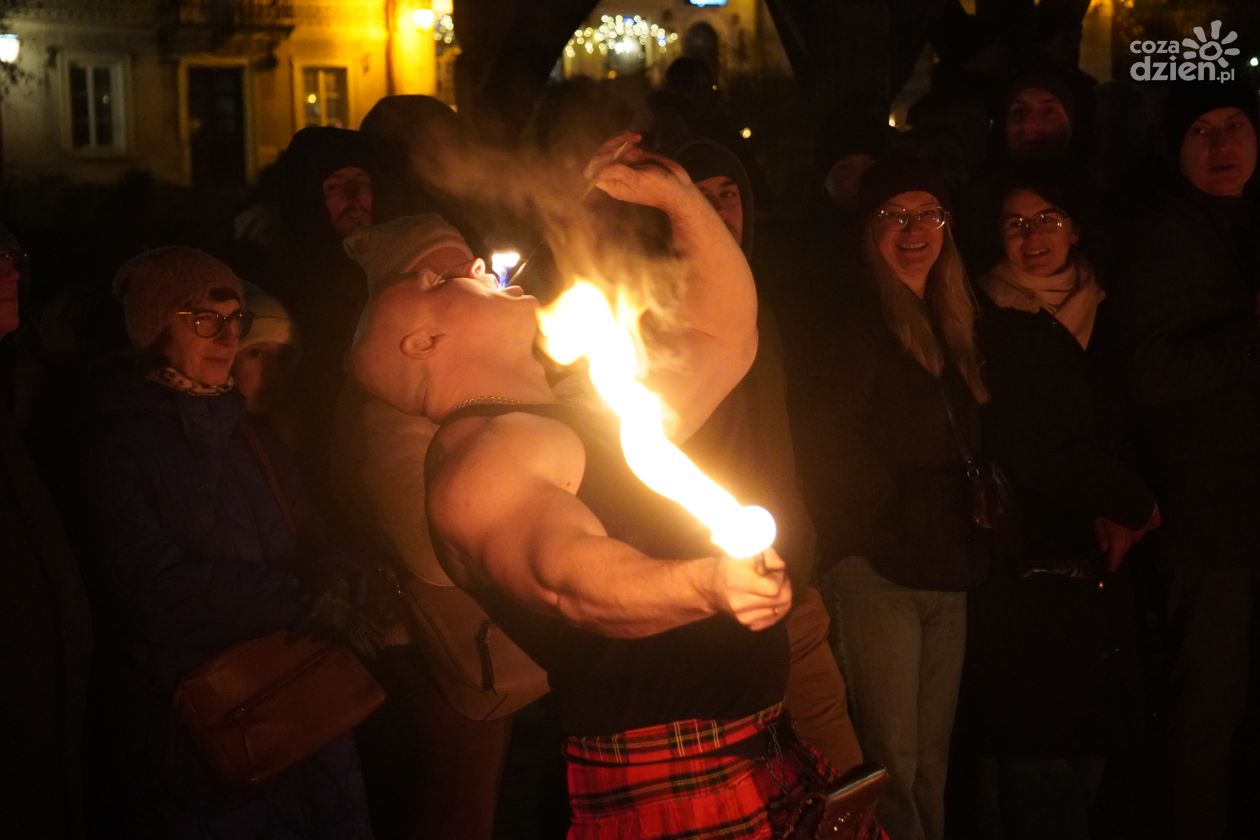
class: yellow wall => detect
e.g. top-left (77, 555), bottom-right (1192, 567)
top-left (0, 0), bottom-right (427, 186)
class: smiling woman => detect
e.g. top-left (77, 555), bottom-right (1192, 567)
top-left (807, 155), bottom-right (989, 840)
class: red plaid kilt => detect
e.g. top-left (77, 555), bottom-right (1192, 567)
top-left (563, 703), bottom-right (837, 839)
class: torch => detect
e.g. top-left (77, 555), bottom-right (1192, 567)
top-left (537, 280), bottom-right (777, 564)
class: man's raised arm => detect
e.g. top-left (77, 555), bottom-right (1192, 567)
top-left (587, 134), bottom-right (759, 441)
top-left (428, 413), bottom-right (790, 639)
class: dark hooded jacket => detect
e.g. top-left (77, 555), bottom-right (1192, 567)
top-left (1, 346), bottom-right (93, 837)
top-left (264, 127), bottom-right (382, 489)
top-left (671, 136), bottom-right (818, 593)
top-left (1105, 82), bottom-right (1260, 571)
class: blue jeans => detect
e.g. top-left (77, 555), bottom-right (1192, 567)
top-left (826, 556), bottom-right (967, 840)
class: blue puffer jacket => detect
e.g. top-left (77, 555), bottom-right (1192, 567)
top-left (76, 362), bottom-right (372, 839)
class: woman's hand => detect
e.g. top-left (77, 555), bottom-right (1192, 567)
top-left (1094, 504), bottom-right (1161, 572)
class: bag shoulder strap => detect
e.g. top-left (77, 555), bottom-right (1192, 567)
top-left (239, 416), bottom-right (300, 538)
top-left (937, 380), bottom-right (979, 476)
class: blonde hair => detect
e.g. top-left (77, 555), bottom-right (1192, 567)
top-left (863, 223), bottom-right (989, 403)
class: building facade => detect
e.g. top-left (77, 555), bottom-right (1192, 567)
top-left (561, 0), bottom-right (789, 85)
top-left (0, 0), bottom-right (454, 186)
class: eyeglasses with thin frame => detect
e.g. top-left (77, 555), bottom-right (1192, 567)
top-left (1002, 211), bottom-right (1069, 237)
top-left (176, 309), bottom-right (254, 340)
top-left (0, 249), bottom-right (27, 274)
top-left (874, 206), bottom-right (949, 231)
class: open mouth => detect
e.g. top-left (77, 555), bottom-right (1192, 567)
top-left (1022, 248), bottom-right (1051, 258)
top-left (898, 241), bottom-right (929, 252)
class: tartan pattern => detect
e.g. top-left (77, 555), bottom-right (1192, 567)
top-left (564, 706), bottom-right (837, 840)
top-left (565, 703), bottom-right (786, 765)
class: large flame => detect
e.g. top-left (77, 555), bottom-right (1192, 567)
top-left (537, 279), bottom-right (775, 559)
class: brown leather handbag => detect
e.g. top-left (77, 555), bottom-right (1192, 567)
top-left (174, 631), bottom-right (385, 790)
top-left (173, 417), bottom-right (385, 790)
top-left (939, 383), bottom-right (1023, 558)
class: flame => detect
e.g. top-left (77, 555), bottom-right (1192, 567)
top-left (537, 279), bottom-right (776, 559)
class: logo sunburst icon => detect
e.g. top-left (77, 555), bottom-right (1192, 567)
top-left (1182, 19), bottom-right (1240, 68)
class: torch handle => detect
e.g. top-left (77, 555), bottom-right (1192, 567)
top-left (514, 139), bottom-right (634, 284)
top-left (753, 551), bottom-right (768, 576)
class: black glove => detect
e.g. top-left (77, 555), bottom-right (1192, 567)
top-left (292, 575), bottom-right (386, 660)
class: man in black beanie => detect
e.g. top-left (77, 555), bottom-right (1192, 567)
top-left (1105, 78), bottom-right (1259, 839)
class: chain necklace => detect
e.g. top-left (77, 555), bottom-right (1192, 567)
top-left (453, 395), bottom-right (526, 411)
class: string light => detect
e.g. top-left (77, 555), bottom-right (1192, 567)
top-left (433, 13), bottom-right (456, 46)
top-left (562, 14), bottom-right (679, 75)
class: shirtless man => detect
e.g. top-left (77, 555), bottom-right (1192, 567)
top-left (348, 134), bottom-right (832, 838)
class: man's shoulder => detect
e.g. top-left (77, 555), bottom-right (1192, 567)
top-left (429, 409), bottom-right (586, 499)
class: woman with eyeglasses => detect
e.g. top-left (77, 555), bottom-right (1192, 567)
top-left (75, 247), bottom-right (373, 838)
top-left (804, 157), bottom-right (990, 840)
top-left (965, 171), bottom-right (1158, 839)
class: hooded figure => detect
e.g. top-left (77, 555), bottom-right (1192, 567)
top-left (997, 64), bottom-right (1096, 164)
top-left (1104, 77), bottom-right (1260, 840)
top-left (266, 126), bottom-right (382, 491)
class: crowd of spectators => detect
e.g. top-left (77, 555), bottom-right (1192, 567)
top-left (3, 48), bottom-right (1259, 840)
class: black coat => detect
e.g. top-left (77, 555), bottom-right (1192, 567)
top-left (802, 288), bottom-right (988, 591)
top-left (1105, 185), bottom-right (1260, 570)
top-left (1, 351), bottom-right (93, 836)
top-left (966, 295), bottom-right (1153, 758)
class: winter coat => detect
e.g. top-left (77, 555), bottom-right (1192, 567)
top-left (966, 293), bottom-right (1152, 758)
top-left (1105, 185), bottom-right (1260, 570)
top-left (802, 286), bottom-right (989, 591)
top-left (74, 361), bottom-right (371, 839)
top-left (1, 350), bottom-right (93, 837)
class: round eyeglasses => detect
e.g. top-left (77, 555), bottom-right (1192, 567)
top-left (176, 309), bottom-right (254, 340)
top-left (1003, 211), bottom-right (1068, 236)
top-left (874, 206), bottom-right (949, 230)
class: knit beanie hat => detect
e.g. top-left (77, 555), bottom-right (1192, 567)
top-left (1004, 68), bottom-right (1083, 128)
top-left (999, 63), bottom-right (1095, 161)
top-left (1163, 78), bottom-right (1260, 155)
top-left (344, 213), bottom-right (475, 295)
top-left (672, 137), bottom-right (755, 255)
top-left (112, 246), bottom-right (243, 351)
top-left (856, 155), bottom-right (953, 223)
top-left (240, 282), bottom-right (299, 357)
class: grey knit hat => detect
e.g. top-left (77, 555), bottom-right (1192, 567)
top-left (112, 246), bottom-right (243, 351)
top-left (240, 282), bottom-right (299, 357)
top-left (344, 213), bottom-right (474, 295)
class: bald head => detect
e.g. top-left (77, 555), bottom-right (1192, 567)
top-left (349, 275), bottom-right (440, 414)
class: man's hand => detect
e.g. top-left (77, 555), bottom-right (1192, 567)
top-left (704, 548), bottom-right (793, 632)
top-left (585, 132), bottom-right (703, 216)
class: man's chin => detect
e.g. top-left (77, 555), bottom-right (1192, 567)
top-left (336, 214), bottom-right (374, 238)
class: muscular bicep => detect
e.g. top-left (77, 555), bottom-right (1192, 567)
top-left (427, 417), bottom-right (603, 614)
top-left (648, 324), bottom-right (758, 443)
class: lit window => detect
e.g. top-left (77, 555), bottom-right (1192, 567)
top-left (68, 61), bottom-right (125, 151)
top-left (302, 67), bottom-right (348, 128)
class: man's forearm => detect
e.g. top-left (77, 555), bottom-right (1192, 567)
top-left (532, 532), bottom-right (722, 638)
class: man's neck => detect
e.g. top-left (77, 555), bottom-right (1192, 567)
top-left (427, 358), bottom-right (556, 422)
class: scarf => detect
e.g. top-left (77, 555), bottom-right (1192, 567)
top-left (981, 256), bottom-right (1105, 349)
top-left (147, 366), bottom-right (234, 397)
